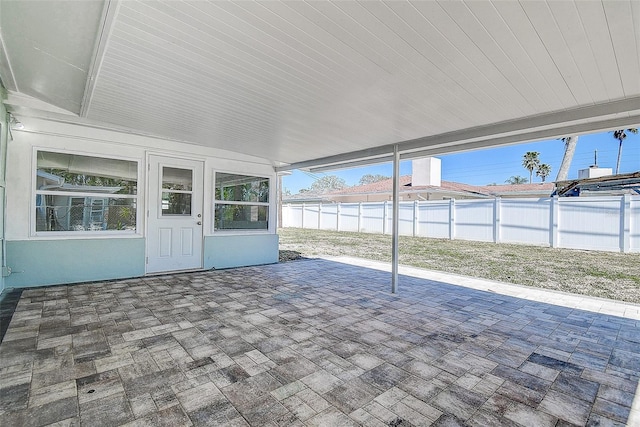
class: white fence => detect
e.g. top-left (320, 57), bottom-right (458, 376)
top-left (282, 195), bottom-right (640, 253)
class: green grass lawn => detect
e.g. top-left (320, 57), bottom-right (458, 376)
top-left (278, 228), bottom-right (640, 304)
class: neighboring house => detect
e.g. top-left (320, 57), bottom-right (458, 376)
top-left (285, 158), bottom-right (555, 204)
top-left (555, 171), bottom-right (640, 197)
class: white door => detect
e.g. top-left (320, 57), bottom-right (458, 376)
top-left (147, 155), bottom-right (204, 273)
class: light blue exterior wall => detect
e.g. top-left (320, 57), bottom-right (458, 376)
top-left (6, 238), bottom-right (145, 288)
top-left (204, 234), bottom-right (279, 269)
top-left (5, 234), bottom-right (279, 288)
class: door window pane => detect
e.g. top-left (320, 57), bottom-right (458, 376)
top-left (161, 167), bottom-right (193, 216)
top-left (163, 167), bottom-right (192, 191)
top-left (162, 192), bottom-right (192, 216)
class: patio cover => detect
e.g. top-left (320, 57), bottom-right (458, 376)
top-left (1, 0), bottom-right (639, 170)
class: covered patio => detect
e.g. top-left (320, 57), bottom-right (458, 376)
top-left (1, 258), bottom-right (638, 426)
top-left (1, 1), bottom-right (640, 425)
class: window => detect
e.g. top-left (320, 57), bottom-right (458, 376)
top-left (35, 151), bottom-right (138, 233)
top-left (161, 167), bottom-right (193, 216)
top-left (214, 172), bottom-right (269, 231)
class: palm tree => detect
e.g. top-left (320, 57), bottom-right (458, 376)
top-left (505, 176), bottom-right (528, 184)
top-left (556, 136), bottom-right (578, 181)
top-left (612, 128), bottom-right (638, 174)
top-left (536, 164), bottom-right (552, 182)
top-left (522, 151), bottom-right (540, 184)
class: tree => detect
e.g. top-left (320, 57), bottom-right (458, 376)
top-left (536, 164), bottom-right (552, 182)
top-left (302, 175), bottom-right (347, 194)
top-left (612, 128), bottom-right (638, 174)
top-left (556, 136), bottom-right (578, 181)
top-left (358, 174), bottom-right (389, 185)
top-left (522, 152), bottom-right (540, 184)
top-left (505, 176), bottom-right (528, 184)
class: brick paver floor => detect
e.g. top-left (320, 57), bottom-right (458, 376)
top-left (0, 258), bottom-right (638, 426)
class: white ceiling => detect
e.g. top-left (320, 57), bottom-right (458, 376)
top-left (1, 0), bottom-right (639, 169)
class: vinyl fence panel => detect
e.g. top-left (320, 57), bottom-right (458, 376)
top-left (361, 203), bottom-right (385, 233)
top-left (303, 204), bottom-right (320, 230)
top-left (320, 204), bottom-right (338, 230)
top-left (398, 202), bottom-right (415, 236)
top-left (630, 196), bottom-right (640, 253)
top-left (500, 198), bottom-right (551, 246)
top-left (282, 195), bottom-right (639, 253)
top-left (339, 203), bottom-right (360, 232)
top-left (558, 197), bottom-right (622, 252)
top-left (417, 201), bottom-right (450, 238)
top-left (287, 204), bottom-right (303, 228)
top-left (454, 200), bottom-right (494, 242)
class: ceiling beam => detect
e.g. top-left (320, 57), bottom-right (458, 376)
top-left (277, 96), bottom-right (640, 172)
top-left (0, 31), bottom-right (18, 92)
top-left (308, 113), bottom-right (640, 173)
top-left (80, 0), bottom-right (121, 118)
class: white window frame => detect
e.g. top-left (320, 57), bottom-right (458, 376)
top-left (212, 170), bottom-right (272, 234)
top-left (32, 148), bottom-right (142, 238)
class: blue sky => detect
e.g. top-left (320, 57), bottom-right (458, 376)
top-left (283, 129), bottom-right (640, 194)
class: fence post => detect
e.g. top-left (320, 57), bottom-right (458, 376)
top-left (317, 203), bottom-right (322, 230)
top-left (358, 202), bottom-right (363, 232)
top-left (550, 196), bottom-right (559, 248)
top-left (336, 203), bottom-right (341, 232)
top-left (383, 201), bottom-right (388, 235)
top-left (413, 200), bottom-right (419, 237)
top-left (301, 203), bottom-right (305, 229)
top-left (493, 197), bottom-right (501, 243)
top-left (449, 198), bottom-right (455, 240)
top-left (621, 194), bottom-right (631, 253)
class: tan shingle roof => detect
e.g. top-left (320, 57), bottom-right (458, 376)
top-left (325, 176), bottom-right (554, 197)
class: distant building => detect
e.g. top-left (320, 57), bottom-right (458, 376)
top-left (284, 158), bottom-right (555, 203)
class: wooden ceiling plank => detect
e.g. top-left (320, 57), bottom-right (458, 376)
top-left (519, 1), bottom-right (593, 106)
top-left (546, 1), bottom-right (609, 102)
top-left (602, 0), bottom-right (640, 97)
top-left (574, 1), bottom-right (625, 101)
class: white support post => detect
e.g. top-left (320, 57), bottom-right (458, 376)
top-left (383, 201), bottom-right (388, 235)
top-left (493, 197), bottom-right (501, 243)
top-left (392, 145), bottom-right (400, 294)
top-left (550, 196), bottom-right (559, 248)
top-left (413, 200), bottom-right (419, 237)
top-left (358, 202), bottom-right (363, 232)
top-left (449, 198), bottom-right (456, 240)
top-left (301, 203), bottom-right (305, 229)
top-left (621, 194), bottom-right (631, 253)
top-left (317, 203), bottom-right (322, 230)
top-left (336, 203), bottom-right (341, 232)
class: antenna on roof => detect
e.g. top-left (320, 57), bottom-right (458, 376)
top-left (592, 150), bottom-right (598, 168)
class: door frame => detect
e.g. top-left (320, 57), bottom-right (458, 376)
top-left (145, 153), bottom-right (205, 274)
